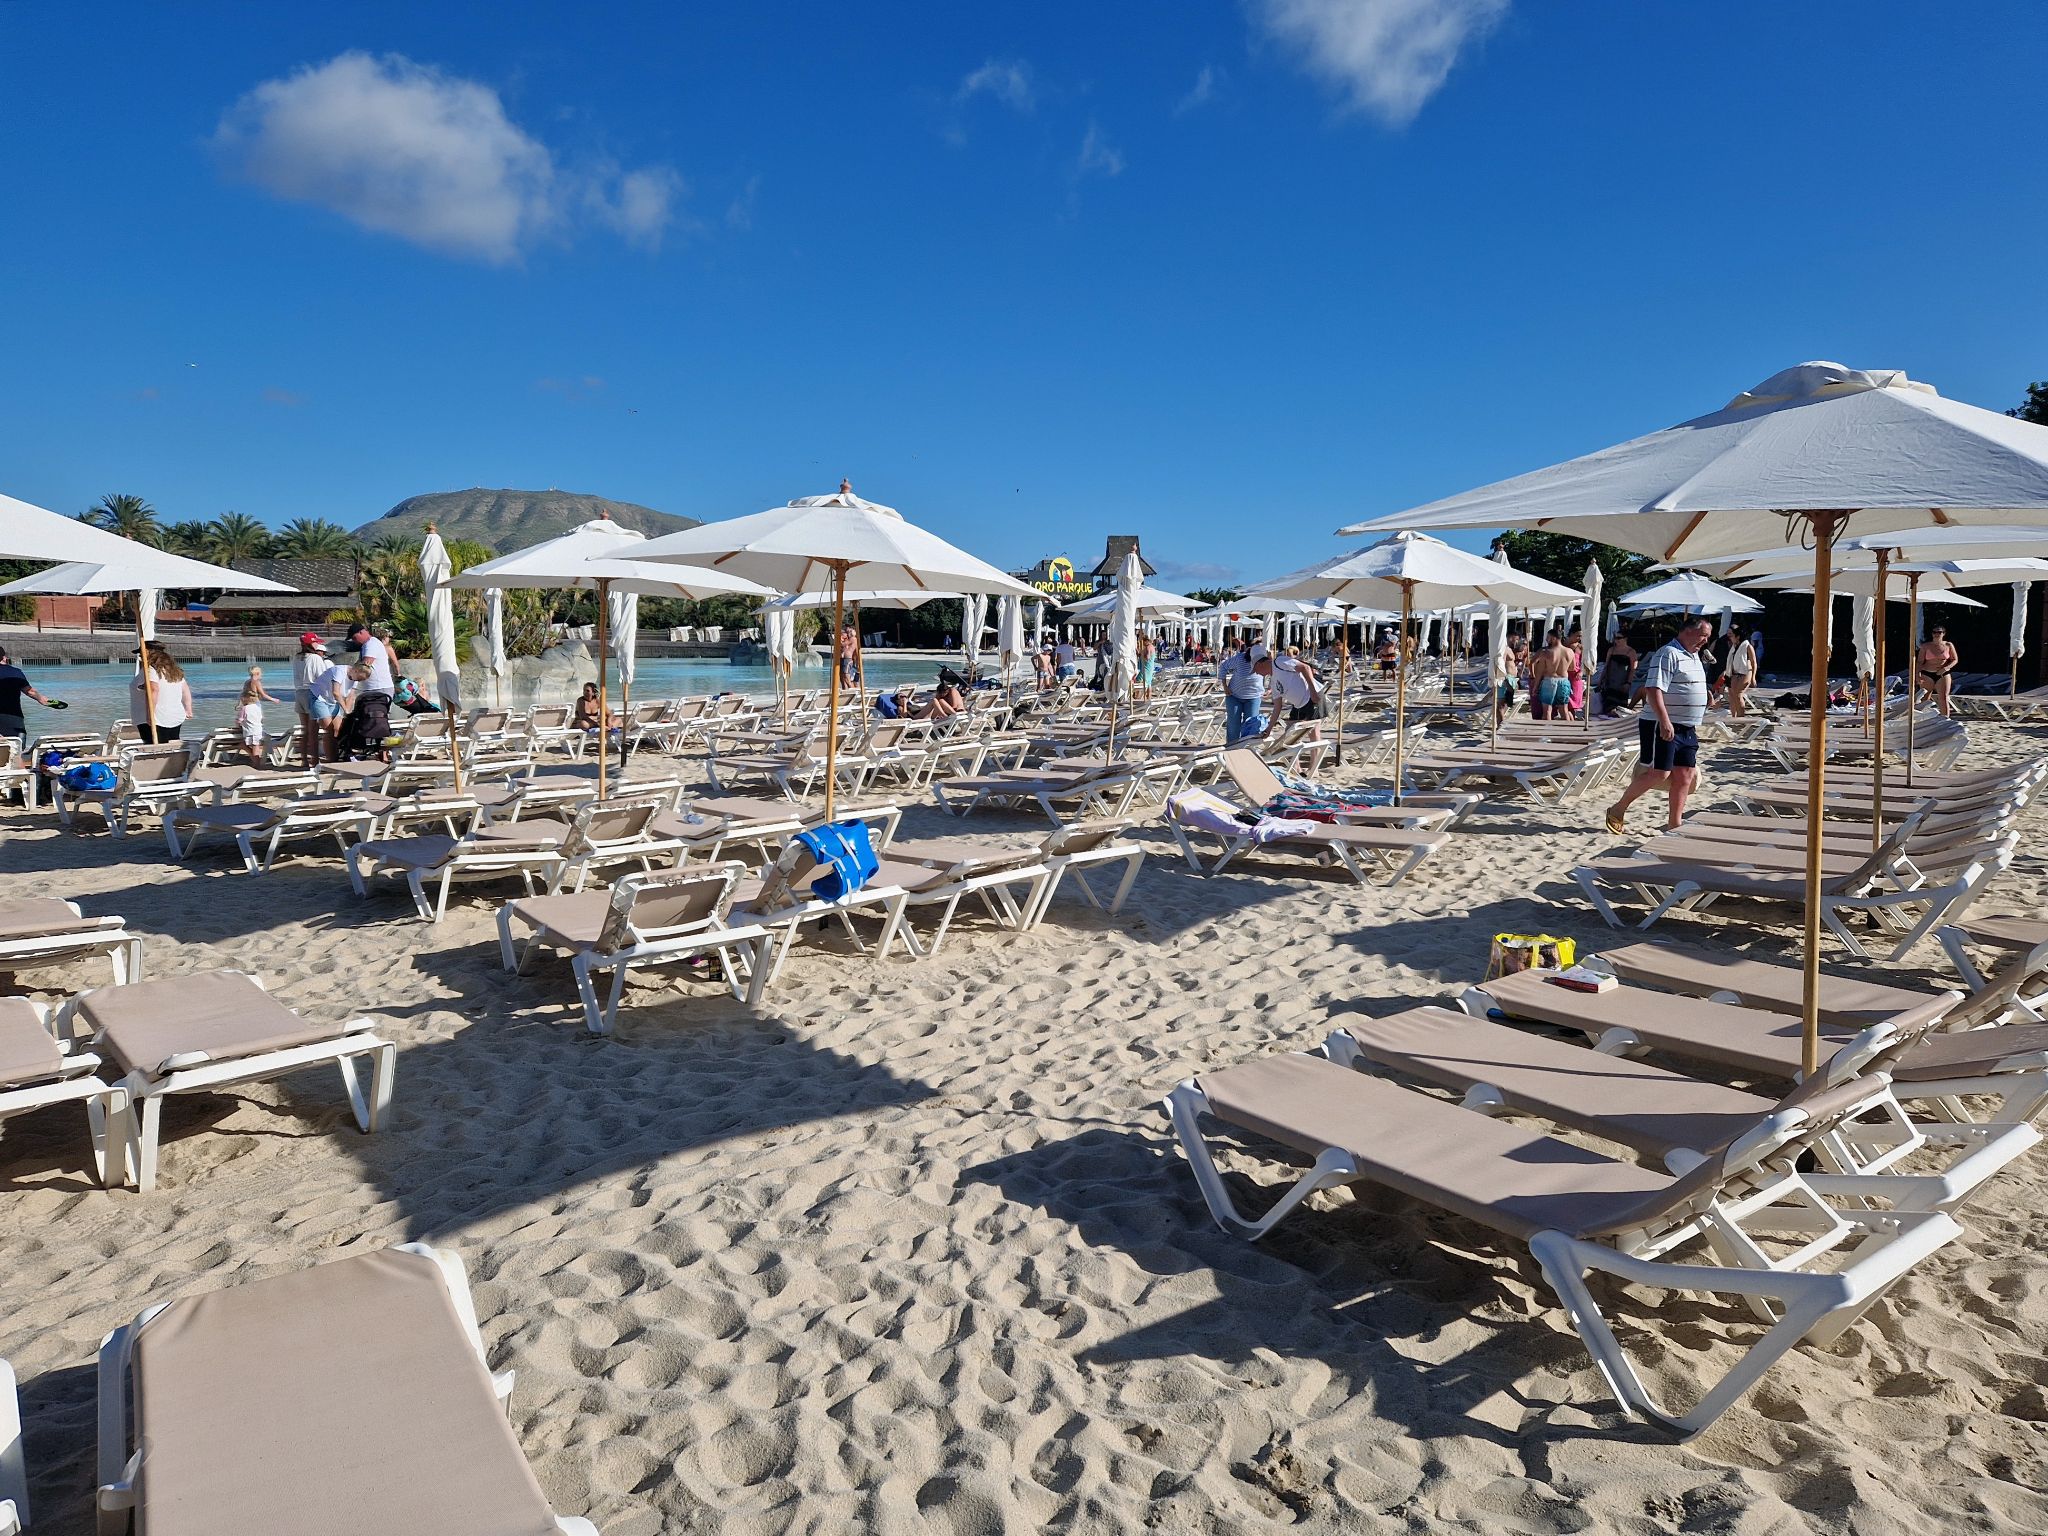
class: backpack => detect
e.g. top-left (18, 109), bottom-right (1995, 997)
top-left (60, 761), bottom-right (118, 793)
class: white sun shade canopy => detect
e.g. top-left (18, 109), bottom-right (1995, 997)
top-left (0, 546), bottom-right (294, 597)
top-left (0, 490), bottom-right (302, 582)
top-left (1062, 585), bottom-right (1200, 617)
top-left (761, 588), bottom-right (956, 611)
top-left (449, 515), bottom-right (770, 598)
top-left (1251, 531), bottom-right (1582, 610)
top-left (1339, 364), bottom-right (2048, 562)
top-left (632, 487), bottom-right (1037, 598)
top-left (1676, 526), bottom-right (2048, 579)
top-left (1615, 571), bottom-right (1763, 613)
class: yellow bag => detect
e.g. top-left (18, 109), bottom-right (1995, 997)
top-left (1486, 932), bottom-right (1576, 979)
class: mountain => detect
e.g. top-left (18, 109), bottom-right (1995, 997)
top-left (351, 488), bottom-right (698, 554)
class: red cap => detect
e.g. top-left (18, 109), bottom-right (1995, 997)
top-left (300, 631), bottom-right (328, 650)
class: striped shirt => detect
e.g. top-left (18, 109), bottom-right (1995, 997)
top-left (1638, 641), bottom-right (1708, 727)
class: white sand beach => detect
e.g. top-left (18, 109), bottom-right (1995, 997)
top-left (1, 716), bottom-right (2043, 1533)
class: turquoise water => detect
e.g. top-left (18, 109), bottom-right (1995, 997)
top-left (12, 656), bottom-right (947, 739)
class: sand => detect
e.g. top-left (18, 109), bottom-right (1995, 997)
top-left (1, 716), bottom-right (2045, 1533)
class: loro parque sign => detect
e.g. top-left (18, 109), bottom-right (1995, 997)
top-left (1031, 556), bottom-right (1094, 599)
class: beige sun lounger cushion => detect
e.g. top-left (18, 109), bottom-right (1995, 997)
top-left (0, 897), bottom-right (111, 943)
top-left (75, 972), bottom-right (339, 1078)
top-left (127, 1248), bottom-right (559, 1536)
top-left (1197, 1052), bottom-right (1725, 1241)
top-left (1337, 1006), bottom-right (1783, 1160)
top-left (0, 999), bottom-right (63, 1090)
top-left (1593, 941), bottom-right (1949, 1029)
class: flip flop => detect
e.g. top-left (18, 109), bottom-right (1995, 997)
top-left (1603, 809), bottom-right (1626, 835)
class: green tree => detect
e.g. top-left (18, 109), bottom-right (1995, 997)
top-left (85, 493), bottom-right (162, 546)
top-left (1186, 586), bottom-right (1243, 607)
top-left (207, 512), bottom-right (276, 564)
top-left (161, 520), bottom-right (213, 557)
top-left (2009, 382), bottom-right (2048, 425)
top-left (274, 517), bottom-right (358, 558)
top-left (1490, 531), bottom-right (1654, 597)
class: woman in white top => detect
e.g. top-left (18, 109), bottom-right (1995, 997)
top-left (1725, 623), bottom-right (1757, 717)
top-left (290, 634), bottom-right (330, 768)
top-left (130, 643), bottom-right (195, 744)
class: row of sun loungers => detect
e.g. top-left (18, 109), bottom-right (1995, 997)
top-left (1166, 941), bottom-right (2048, 1435)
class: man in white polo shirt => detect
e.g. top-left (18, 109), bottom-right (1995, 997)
top-left (345, 621), bottom-right (395, 760)
top-left (1605, 615), bottom-right (1711, 833)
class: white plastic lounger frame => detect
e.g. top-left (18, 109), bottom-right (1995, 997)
top-left (1022, 828), bottom-right (1146, 929)
top-left (0, 1359), bottom-right (20, 1536)
top-left (874, 858), bottom-right (1052, 961)
top-left (93, 1243), bottom-right (600, 1536)
top-left (165, 796), bottom-right (377, 874)
top-left (499, 865), bottom-right (777, 1032)
top-left (0, 998), bottom-right (129, 1187)
top-left (0, 902), bottom-right (142, 986)
top-left (1163, 1067), bottom-right (1959, 1437)
top-left (60, 974), bottom-right (393, 1194)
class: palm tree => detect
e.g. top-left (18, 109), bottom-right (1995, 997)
top-left (274, 517), bottom-right (358, 558)
top-left (161, 521), bottom-right (213, 557)
top-left (206, 511), bottom-right (275, 565)
top-left (367, 532), bottom-right (415, 559)
top-left (85, 493), bottom-right (163, 546)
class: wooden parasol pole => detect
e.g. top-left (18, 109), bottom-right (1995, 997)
top-left (134, 606), bottom-right (159, 745)
top-left (823, 564), bottom-right (846, 821)
top-left (1392, 582), bottom-right (1412, 807)
top-left (1335, 604), bottom-right (1352, 768)
top-left (595, 577), bottom-right (610, 792)
top-left (1800, 513), bottom-right (1845, 1079)
top-left (1870, 547), bottom-right (1888, 848)
top-left (1906, 574), bottom-right (1920, 789)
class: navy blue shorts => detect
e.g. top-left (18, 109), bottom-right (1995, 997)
top-left (1638, 720), bottom-right (1699, 771)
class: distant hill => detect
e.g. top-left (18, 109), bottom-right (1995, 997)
top-left (351, 488), bottom-right (698, 554)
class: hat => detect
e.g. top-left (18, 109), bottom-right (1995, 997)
top-left (1249, 643), bottom-right (1271, 662)
top-left (300, 631), bottom-right (328, 652)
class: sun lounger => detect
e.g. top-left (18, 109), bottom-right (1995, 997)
top-left (1936, 913), bottom-right (2048, 1021)
top-left (1166, 788), bottom-right (1446, 885)
top-left (499, 864), bottom-right (776, 1031)
top-left (0, 897), bottom-right (142, 986)
top-left (1471, 967), bottom-right (2048, 1125)
top-left (1323, 1004), bottom-right (2036, 1214)
top-left (165, 793), bottom-right (380, 874)
top-left (0, 1358), bottom-right (20, 1535)
top-left (1218, 747), bottom-right (1480, 828)
top-left (526, 704), bottom-right (586, 759)
top-left (1019, 818), bottom-right (1147, 929)
top-left (59, 971), bottom-right (392, 1193)
top-left (1588, 939), bottom-right (1960, 1029)
top-left (1164, 1050), bottom-right (1961, 1435)
top-left (0, 740), bottom-right (37, 809)
top-left (350, 797), bottom-right (684, 921)
top-left (0, 995), bottom-right (128, 1186)
top-left (191, 763), bottom-right (321, 803)
top-left (1403, 741), bottom-right (1626, 806)
top-left (53, 749), bottom-right (201, 835)
top-left (94, 1243), bottom-right (600, 1534)
top-left (1573, 830), bottom-right (2014, 960)
top-left (930, 758), bottom-right (1168, 826)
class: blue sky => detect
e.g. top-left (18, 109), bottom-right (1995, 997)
top-left (3, 2), bottom-right (2044, 587)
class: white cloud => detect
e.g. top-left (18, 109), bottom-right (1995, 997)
top-left (212, 51), bottom-right (682, 263)
top-left (1077, 120), bottom-right (1125, 178)
top-left (1254, 0), bottom-right (1508, 126)
top-left (1175, 65), bottom-right (1224, 115)
top-left (956, 58), bottom-right (1035, 112)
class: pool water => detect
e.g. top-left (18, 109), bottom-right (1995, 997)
top-left (12, 656), bottom-right (950, 740)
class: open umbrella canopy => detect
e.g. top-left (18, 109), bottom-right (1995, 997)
top-left (1677, 526), bottom-right (2048, 579)
top-left (760, 588), bottom-right (953, 610)
top-left (1062, 585), bottom-right (1199, 618)
top-left (449, 514), bottom-right (769, 598)
top-left (1340, 364), bottom-right (2048, 561)
top-left (1615, 571), bottom-right (1763, 613)
top-left (1253, 531), bottom-right (1583, 610)
top-left (631, 485), bottom-right (1036, 597)
top-left (0, 490), bottom-right (299, 576)
top-left (0, 551), bottom-right (294, 597)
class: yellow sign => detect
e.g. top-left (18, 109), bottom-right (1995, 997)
top-left (1047, 556), bottom-right (1075, 584)
top-left (1030, 555), bottom-right (1092, 599)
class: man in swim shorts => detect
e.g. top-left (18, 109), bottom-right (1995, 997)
top-left (1605, 615), bottom-right (1711, 833)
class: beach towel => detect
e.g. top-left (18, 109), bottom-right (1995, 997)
top-left (1268, 765), bottom-right (1391, 807)
top-left (795, 819), bottom-right (880, 903)
top-left (1265, 789), bottom-right (1395, 822)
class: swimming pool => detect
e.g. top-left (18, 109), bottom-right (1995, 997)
top-left (9, 656), bottom-right (950, 739)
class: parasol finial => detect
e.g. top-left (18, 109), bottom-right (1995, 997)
top-left (840, 478), bottom-right (852, 494)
